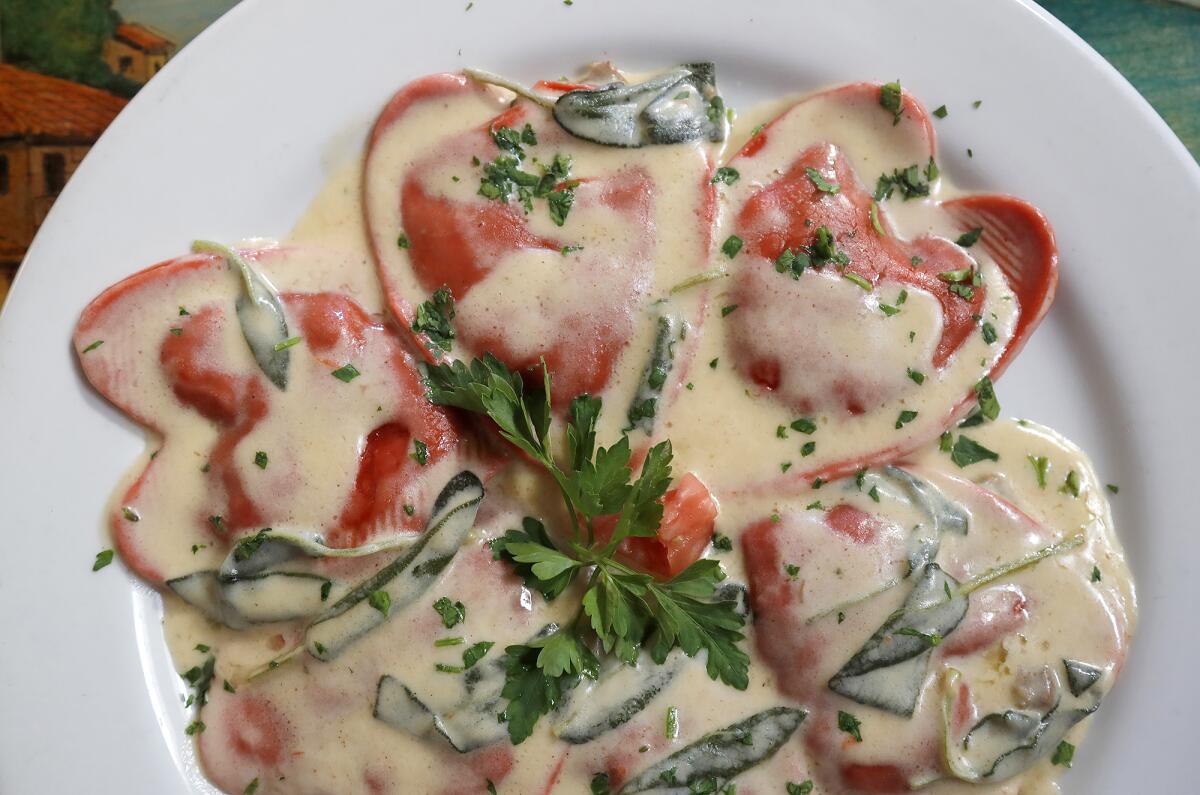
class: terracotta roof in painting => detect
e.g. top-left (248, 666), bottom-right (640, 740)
top-left (0, 65), bottom-right (128, 141)
top-left (113, 23), bottom-right (174, 54)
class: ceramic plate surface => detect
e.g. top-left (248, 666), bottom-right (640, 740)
top-left (1, 0), bottom-right (1197, 791)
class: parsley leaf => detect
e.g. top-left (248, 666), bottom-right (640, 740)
top-left (412, 287), bottom-right (456, 352)
top-left (433, 596), bottom-right (466, 628)
top-left (711, 167), bottom-right (739, 185)
top-left (950, 435), bottom-right (999, 467)
top-left (805, 166), bottom-right (840, 194)
top-left (492, 519), bottom-right (581, 601)
top-left (879, 80), bottom-right (903, 125)
top-left (838, 709), bottom-right (864, 741)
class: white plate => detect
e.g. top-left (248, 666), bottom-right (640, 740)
top-left (1, 0), bottom-right (1196, 791)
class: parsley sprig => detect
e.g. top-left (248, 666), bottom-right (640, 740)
top-left (423, 354), bottom-right (749, 743)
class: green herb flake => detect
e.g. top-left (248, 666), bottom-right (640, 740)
top-left (880, 80), bottom-right (903, 125)
top-left (838, 710), bottom-right (864, 742)
top-left (1091, 566), bottom-right (1102, 583)
top-left (956, 227), bottom-right (984, 247)
top-left (331, 363), bottom-right (361, 382)
top-left (711, 167), bottom-right (740, 185)
top-left (805, 166), bottom-right (841, 194)
top-left (981, 321), bottom-right (998, 344)
top-left (433, 596), bottom-right (466, 628)
top-left (925, 156), bottom-right (940, 182)
top-left (806, 500), bottom-right (824, 510)
top-left (791, 417), bottom-right (817, 435)
top-left (906, 367), bottom-right (925, 385)
top-left (844, 272), bottom-right (872, 291)
top-left (253, 450), bottom-right (268, 469)
top-left (711, 533), bottom-right (733, 552)
top-left (273, 335), bottom-right (302, 352)
top-left (1051, 740), bottom-right (1075, 767)
top-left (781, 461), bottom-right (793, 473)
top-left (801, 441), bottom-right (816, 457)
top-left (950, 435), bottom-right (999, 468)
top-left (185, 720), bottom-right (206, 736)
top-left (320, 580), bottom-right (331, 601)
top-left (895, 409), bottom-right (918, 429)
top-left (590, 772), bottom-right (611, 795)
top-left (869, 201), bottom-right (886, 235)
top-left (462, 640), bottom-right (495, 669)
top-left (666, 705), bottom-right (680, 739)
top-left (974, 375), bottom-right (1000, 421)
top-left (933, 105), bottom-right (948, 119)
top-left (709, 357), bottom-right (719, 369)
top-left (812, 477), bottom-right (824, 489)
top-left (721, 235), bottom-right (744, 259)
top-left (939, 431), bottom-right (953, 452)
top-left (194, 643), bottom-right (210, 653)
top-left (1028, 455), bottom-right (1049, 488)
top-left (412, 287), bottom-right (457, 352)
top-left (397, 232), bottom-right (410, 249)
top-left (972, 99), bottom-right (983, 109)
top-left (784, 563), bottom-right (800, 578)
top-left (82, 339), bottom-right (104, 354)
top-left (721, 304), bottom-right (739, 317)
top-left (367, 589), bottom-right (391, 616)
top-left (1106, 483), bottom-right (1119, 494)
top-left (122, 507), bottom-right (140, 522)
top-left (244, 779), bottom-right (259, 795)
top-left (1060, 469), bottom-right (1081, 498)
top-left (411, 439), bottom-right (429, 466)
top-left (223, 680), bottom-right (236, 694)
top-left (92, 549), bottom-right (114, 571)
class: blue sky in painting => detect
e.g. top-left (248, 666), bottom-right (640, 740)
top-left (114, 0), bottom-right (241, 45)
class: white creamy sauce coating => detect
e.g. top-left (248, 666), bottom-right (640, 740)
top-left (74, 73), bottom-right (1135, 795)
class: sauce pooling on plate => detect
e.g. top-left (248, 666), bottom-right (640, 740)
top-left (75, 64), bottom-right (1135, 795)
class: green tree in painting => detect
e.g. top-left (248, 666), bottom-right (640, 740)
top-left (0, 0), bottom-right (140, 96)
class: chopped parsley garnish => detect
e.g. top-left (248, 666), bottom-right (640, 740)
top-left (855, 469), bottom-right (867, 490)
top-left (82, 339), bottom-right (104, 353)
top-left (591, 773), bottom-right (610, 795)
top-left (273, 335), bottom-right (302, 352)
top-left (169, 327), bottom-right (183, 336)
top-left (403, 503), bottom-right (415, 516)
top-left (879, 80), bottom-right (903, 125)
top-left (233, 529), bottom-right (271, 562)
top-left (721, 235), bottom-right (744, 258)
top-left (895, 409), bottom-right (918, 429)
top-left (844, 272), bottom-right (872, 291)
top-left (397, 232), bottom-right (410, 249)
top-left (178, 306), bottom-right (190, 316)
top-left (838, 710), bottom-right (864, 742)
top-left (122, 507), bottom-right (140, 522)
top-left (411, 439), bottom-right (429, 466)
top-left (868, 485), bottom-right (881, 503)
top-left (711, 533), bottom-right (733, 552)
top-left (422, 354), bottom-right (750, 744)
top-left (806, 500), bottom-right (824, 510)
top-left (462, 640), bottom-right (495, 669)
top-left (244, 779), bottom-right (260, 795)
top-left (925, 156), bottom-right (940, 182)
top-left (1060, 469), bottom-right (1081, 497)
top-left (869, 201), bottom-right (885, 235)
top-left (1028, 455), bottom-right (1049, 488)
top-left (939, 431), bottom-right (953, 452)
top-left (972, 99), bottom-right (983, 109)
top-left (331, 363), bottom-right (361, 382)
top-left (436, 663), bottom-right (464, 674)
top-left (981, 321), bottom-right (998, 344)
top-left (435, 636), bottom-right (465, 647)
top-left (875, 164), bottom-right (930, 201)
top-left (784, 563), bottom-right (800, 577)
top-left (666, 705), bottom-right (680, 739)
top-left (805, 166), bottom-right (841, 194)
top-left (477, 131), bottom-right (576, 226)
top-left (185, 720), bottom-right (206, 736)
top-left (956, 227), bottom-right (984, 247)
top-left (880, 303), bottom-right (899, 316)
top-left (809, 225), bottom-right (850, 266)
top-left (774, 248), bottom-right (807, 279)
top-left (181, 655), bottom-right (216, 707)
top-left (254, 451), bottom-right (268, 469)
top-left (1091, 566), bottom-right (1102, 583)
top-left (812, 477), bottom-right (824, 489)
top-left (367, 589), bottom-right (391, 616)
top-left (1051, 740), bottom-right (1075, 767)
top-left (791, 417), bottom-right (817, 434)
top-left (195, 643), bottom-right (210, 653)
top-left (973, 375), bottom-right (1000, 421)
top-left (776, 425), bottom-right (788, 439)
top-left (412, 287), bottom-right (456, 352)
top-left (907, 367), bottom-right (925, 385)
top-left (721, 304), bottom-right (739, 317)
top-left (711, 167), bottom-right (740, 185)
top-left (433, 596), bottom-right (466, 628)
top-left (781, 461), bottom-right (793, 472)
top-left (92, 549), bottom-right (114, 571)
top-left (800, 441), bottom-right (816, 457)
top-left (709, 358), bottom-right (719, 369)
top-left (933, 104), bottom-right (948, 118)
top-left (561, 245), bottom-right (584, 255)
top-left (1106, 483), bottom-right (1120, 494)
top-left (320, 580), bottom-right (331, 601)
top-left (895, 627), bottom-right (942, 646)
top-left (950, 435), bottom-right (999, 468)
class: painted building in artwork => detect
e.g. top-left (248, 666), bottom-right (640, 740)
top-left (0, 65), bottom-right (129, 275)
top-left (102, 23), bottom-right (176, 84)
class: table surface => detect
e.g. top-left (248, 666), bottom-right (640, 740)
top-left (1042, 0), bottom-right (1199, 160)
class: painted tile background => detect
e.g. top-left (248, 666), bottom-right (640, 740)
top-left (0, 0), bottom-right (1196, 309)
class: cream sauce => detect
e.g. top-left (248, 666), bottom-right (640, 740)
top-left (74, 68), bottom-right (1135, 795)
